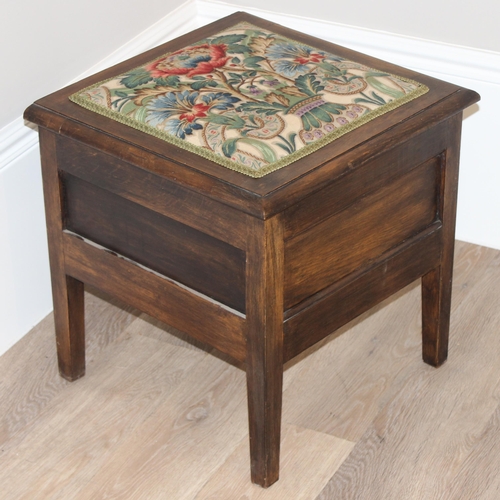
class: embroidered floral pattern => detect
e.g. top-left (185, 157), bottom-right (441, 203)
top-left (70, 22), bottom-right (428, 177)
top-left (146, 44), bottom-right (230, 78)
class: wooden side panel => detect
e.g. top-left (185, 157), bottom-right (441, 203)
top-left (63, 232), bottom-right (247, 363)
top-left (63, 174), bottom-right (246, 313)
top-left (284, 157), bottom-right (440, 309)
top-left (283, 121), bottom-right (449, 239)
top-left (56, 136), bottom-right (249, 250)
top-left (284, 226), bottom-right (442, 362)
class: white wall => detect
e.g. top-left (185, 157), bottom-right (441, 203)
top-left (0, 0), bottom-right (186, 129)
top-left (0, 0), bottom-right (196, 355)
top-left (1, 0), bottom-right (499, 356)
top-left (220, 0), bottom-right (500, 53)
top-left (0, 147), bottom-right (52, 355)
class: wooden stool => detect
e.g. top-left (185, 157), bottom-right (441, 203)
top-left (25, 12), bottom-right (479, 487)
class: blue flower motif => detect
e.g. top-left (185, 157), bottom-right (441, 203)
top-left (266, 42), bottom-right (312, 60)
top-left (146, 90), bottom-right (199, 126)
top-left (266, 41), bottom-right (341, 78)
top-left (271, 60), bottom-right (309, 78)
top-left (163, 118), bottom-right (203, 139)
top-left (146, 90), bottom-right (240, 139)
top-left (200, 92), bottom-right (241, 110)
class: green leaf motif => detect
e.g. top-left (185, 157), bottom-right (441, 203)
top-left (191, 79), bottom-right (218, 90)
top-left (211, 34), bottom-right (248, 45)
top-left (295, 74), bottom-right (324, 97)
top-left (371, 91), bottom-right (386, 104)
top-left (304, 111), bottom-right (321, 129)
top-left (205, 113), bottom-right (246, 130)
top-left (243, 56), bottom-right (266, 68)
top-left (191, 81), bottom-right (209, 90)
top-left (354, 91), bottom-right (387, 106)
top-left (154, 75), bottom-right (181, 87)
top-left (318, 62), bottom-right (344, 76)
top-left (238, 101), bottom-right (286, 116)
top-left (120, 69), bottom-right (153, 88)
top-left (250, 139), bottom-right (278, 164)
top-left (275, 132), bottom-right (297, 154)
top-left (366, 75), bottom-right (404, 99)
top-left (276, 143), bottom-right (290, 154)
top-left (310, 107), bottom-right (332, 123)
top-left (227, 44), bottom-right (252, 54)
top-left (120, 100), bottom-right (137, 115)
top-left (134, 106), bottom-right (148, 122)
top-left (301, 114), bottom-right (311, 131)
top-left (366, 71), bottom-right (391, 78)
top-left (321, 102), bottom-right (346, 114)
top-left (222, 137), bottom-right (239, 158)
top-left (222, 137), bottom-right (278, 164)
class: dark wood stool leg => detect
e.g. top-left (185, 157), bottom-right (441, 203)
top-left (422, 266), bottom-right (451, 367)
top-left (245, 215), bottom-right (284, 488)
top-left (52, 274), bottom-right (85, 381)
top-left (422, 113), bottom-right (463, 368)
top-left (39, 127), bottom-right (86, 381)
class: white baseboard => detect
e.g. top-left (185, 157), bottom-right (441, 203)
top-left (1, 0), bottom-right (499, 356)
top-left (0, 119), bottom-right (38, 173)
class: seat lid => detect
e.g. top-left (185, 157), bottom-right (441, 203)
top-left (69, 20), bottom-right (427, 178)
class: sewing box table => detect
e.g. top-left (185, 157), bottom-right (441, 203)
top-left (25, 12), bottom-right (479, 487)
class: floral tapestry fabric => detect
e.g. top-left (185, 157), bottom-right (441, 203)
top-left (70, 22), bottom-right (428, 178)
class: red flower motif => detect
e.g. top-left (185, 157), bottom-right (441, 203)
top-left (179, 103), bottom-right (211, 122)
top-left (294, 52), bottom-right (325, 65)
top-left (146, 44), bottom-right (229, 78)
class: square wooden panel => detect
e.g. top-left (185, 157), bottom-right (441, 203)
top-left (63, 172), bottom-right (247, 313)
top-left (284, 155), bottom-right (441, 309)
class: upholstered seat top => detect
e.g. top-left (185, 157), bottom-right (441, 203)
top-left (70, 21), bottom-right (428, 178)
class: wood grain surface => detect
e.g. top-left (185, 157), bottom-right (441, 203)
top-left (2, 240), bottom-right (499, 499)
top-left (56, 136), bottom-right (250, 250)
top-left (63, 173), bottom-right (246, 312)
top-left (284, 157), bottom-right (439, 308)
top-left (63, 232), bottom-right (247, 363)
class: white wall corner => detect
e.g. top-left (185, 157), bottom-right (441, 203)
top-left (0, 0), bottom-right (201, 357)
top-left (0, 0), bottom-right (200, 175)
top-left (72, 0), bottom-right (201, 82)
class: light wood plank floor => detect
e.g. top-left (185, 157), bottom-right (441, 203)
top-left (1, 240), bottom-right (499, 499)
